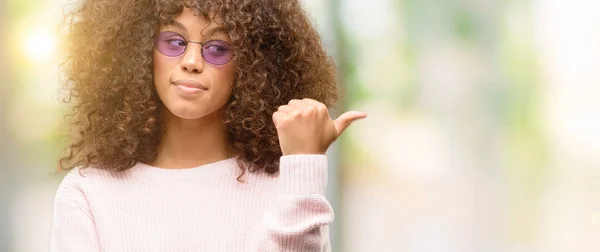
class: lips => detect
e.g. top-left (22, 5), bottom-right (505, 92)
top-left (172, 79), bottom-right (208, 90)
top-left (172, 79), bottom-right (207, 95)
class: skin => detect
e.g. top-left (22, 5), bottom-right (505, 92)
top-left (152, 8), bottom-right (366, 169)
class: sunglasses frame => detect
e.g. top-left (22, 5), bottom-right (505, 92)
top-left (154, 31), bottom-right (235, 66)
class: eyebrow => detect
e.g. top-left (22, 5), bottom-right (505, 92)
top-left (168, 20), bottom-right (227, 37)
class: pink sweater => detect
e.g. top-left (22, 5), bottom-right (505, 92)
top-left (49, 154), bottom-right (333, 252)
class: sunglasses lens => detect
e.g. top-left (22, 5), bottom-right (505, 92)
top-left (202, 40), bottom-right (233, 65)
top-left (155, 32), bottom-right (234, 65)
top-left (155, 31), bottom-right (186, 57)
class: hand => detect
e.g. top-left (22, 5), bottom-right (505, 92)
top-left (272, 98), bottom-right (367, 155)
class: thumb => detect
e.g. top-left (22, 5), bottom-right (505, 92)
top-left (333, 111), bottom-right (367, 137)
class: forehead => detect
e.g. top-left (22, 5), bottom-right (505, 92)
top-left (162, 8), bottom-right (227, 38)
top-left (170, 8), bottom-right (223, 29)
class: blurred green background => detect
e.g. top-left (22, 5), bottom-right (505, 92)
top-left (2, 0), bottom-right (600, 251)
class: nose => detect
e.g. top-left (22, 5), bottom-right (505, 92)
top-left (180, 43), bottom-right (205, 73)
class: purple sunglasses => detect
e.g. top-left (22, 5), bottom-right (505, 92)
top-left (154, 31), bottom-right (234, 65)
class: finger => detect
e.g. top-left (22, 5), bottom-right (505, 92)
top-left (332, 111), bottom-right (367, 136)
top-left (302, 98), bottom-right (328, 113)
top-left (272, 111), bottom-right (284, 128)
top-left (277, 105), bottom-right (292, 114)
top-left (293, 99), bottom-right (318, 114)
top-left (288, 99), bottom-right (309, 110)
top-left (301, 98), bottom-right (320, 104)
top-left (284, 102), bottom-right (303, 114)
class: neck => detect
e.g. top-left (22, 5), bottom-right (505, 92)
top-left (151, 107), bottom-right (235, 169)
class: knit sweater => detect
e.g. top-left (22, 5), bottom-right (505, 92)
top-left (49, 154), bottom-right (333, 252)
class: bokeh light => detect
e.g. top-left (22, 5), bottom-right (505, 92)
top-left (23, 29), bottom-right (56, 63)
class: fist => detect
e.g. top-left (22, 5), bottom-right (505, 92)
top-left (272, 98), bottom-right (367, 156)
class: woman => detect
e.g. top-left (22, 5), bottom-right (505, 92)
top-left (50, 0), bottom-right (366, 251)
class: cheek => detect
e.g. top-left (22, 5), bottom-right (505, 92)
top-left (216, 63), bottom-right (236, 92)
top-left (205, 64), bottom-right (235, 99)
top-left (152, 51), bottom-right (171, 84)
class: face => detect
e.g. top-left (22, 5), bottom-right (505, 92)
top-left (153, 8), bottom-right (235, 120)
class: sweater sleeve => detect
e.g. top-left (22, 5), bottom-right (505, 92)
top-left (251, 154), bottom-right (335, 252)
top-left (50, 169), bottom-right (102, 252)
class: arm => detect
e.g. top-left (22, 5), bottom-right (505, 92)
top-left (50, 170), bottom-right (102, 252)
top-left (263, 97), bottom-right (365, 251)
top-left (252, 155), bottom-right (334, 252)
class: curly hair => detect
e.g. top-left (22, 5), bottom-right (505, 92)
top-left (58, 0), bottom-right (338, 177)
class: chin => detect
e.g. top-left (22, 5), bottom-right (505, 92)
top-left (165, 102), bottom-right (212, 120)
top-left (157, 88), bottom-right (230, 121)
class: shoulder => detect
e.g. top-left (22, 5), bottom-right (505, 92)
top-left (55, 166), bottom-right (115, 198)
top-left (60, 165), bottom-right (110, 184)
